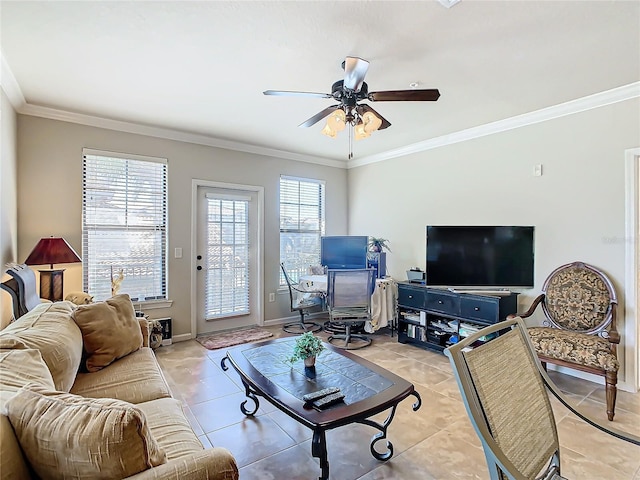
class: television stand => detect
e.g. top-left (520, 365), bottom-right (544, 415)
top-left (397, 283), bottom-right (519, 353)
top-left (447, 288), bottom-right (512, 296)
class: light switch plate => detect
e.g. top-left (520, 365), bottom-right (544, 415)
top-left (533, 164), bottom-right (543, 177)
top-left (174, 247), bottom-right (183, 258)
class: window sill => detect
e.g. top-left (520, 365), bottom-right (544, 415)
top-left (136, 299), bottom-right (173, 310)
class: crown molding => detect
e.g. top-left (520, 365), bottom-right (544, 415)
top-left (17, 103), bottom-right (345, 169)
top-left (348, 82), bottom-right (640, 169)
top-left (0, 53), bottom-right (26, 109)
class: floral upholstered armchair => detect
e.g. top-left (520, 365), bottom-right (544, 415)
top-left (508, 261), bottom-right (619, 421)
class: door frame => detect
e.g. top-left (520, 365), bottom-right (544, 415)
top-left (624, 147), bottom-right (639, 392)
top-left (190, 179), bottom-right (264, 338)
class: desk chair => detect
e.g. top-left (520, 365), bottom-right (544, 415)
top-left (326, 268), bottom-right (375, 350)
top-left (280, 263), bottom-right (323, 334)
top-left (444, 317), bottom-right (639, 480)
top-left (1, 264), bottom-right (41, 319)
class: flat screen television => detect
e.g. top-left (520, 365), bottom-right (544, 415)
top-left (321, 235), bottom-right (368, 270)
top-left (425, 226), bottom-right (535, 288)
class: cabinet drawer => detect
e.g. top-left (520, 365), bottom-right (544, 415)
top-left (426, 291), bottom-right (459, 315)
top-left (460, 297), bottom-right (499, 323)
top-left (398, 287), bottom-right (425, 309)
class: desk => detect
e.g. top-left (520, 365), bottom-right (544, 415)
top-left (299, 275), bottom-right (397, 333)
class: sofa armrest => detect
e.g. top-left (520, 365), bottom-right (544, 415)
top-left (137, 318), bottom-right (151, 348)
top-left (125, 448), bottom-right (238, 480)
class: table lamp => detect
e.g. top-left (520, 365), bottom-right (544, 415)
top-left (24, 236), bottom-right (82, 301)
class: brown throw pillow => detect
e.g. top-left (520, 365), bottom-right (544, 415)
top-left (72, 294), bottom-right (143, 372)
top-left (5, 384), bottom-right (166, 480)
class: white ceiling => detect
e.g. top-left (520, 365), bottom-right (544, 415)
top-left (1, 1), bottom-right (639, 167)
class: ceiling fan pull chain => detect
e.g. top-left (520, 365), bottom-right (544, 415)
top-left (348, 125), bottom-right (354, 160)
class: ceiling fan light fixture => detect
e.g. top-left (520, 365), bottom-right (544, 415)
top-left (327, 109), bottom-right (347, 131)
top-left (321, 123), bottom-right (337, 138)
top-left (354, 122), bottom-right (370, 141)
top-left (266, 55), bottom-right (439, 158)
top-left (362, 111), bottom-right (383, 134)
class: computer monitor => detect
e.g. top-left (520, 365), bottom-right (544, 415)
top-left (320, 236), bottom-right (368, 270)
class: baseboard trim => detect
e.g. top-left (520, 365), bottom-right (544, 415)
top-left (171, 333), bottom-right (192, 343)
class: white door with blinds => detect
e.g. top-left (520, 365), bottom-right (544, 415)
top-left (196, 186), bottom-right (260, 334)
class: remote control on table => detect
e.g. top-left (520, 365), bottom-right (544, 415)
top-left (302, 387), bottom-right (341, 403)
top-left (313, 391), bottom-right (345, 410)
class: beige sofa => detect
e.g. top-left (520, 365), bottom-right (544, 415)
top-left (0, 296), bottom-right (238, 480)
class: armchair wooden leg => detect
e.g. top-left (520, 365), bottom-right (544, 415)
top-left (605, 371), bottom-right (617, 421)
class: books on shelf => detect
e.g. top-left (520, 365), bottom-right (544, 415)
top-left (406, 324), bottom-right (426, 341)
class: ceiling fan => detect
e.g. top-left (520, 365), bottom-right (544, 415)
top-left (263, 56), bottom-right (440, 158)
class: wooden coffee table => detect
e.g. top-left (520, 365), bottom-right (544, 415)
top-left (221, 337), bottom-right (421, 480)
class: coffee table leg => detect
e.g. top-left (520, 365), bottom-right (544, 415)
top-left (220, 354), bottom-right (260, 416)
top-left (410, 390), bottom-right (422, 411)
top-left (240, 380), bottom-right (260, 416)
top-left (311, 429), bottom-right (329, 480)
top-left (220, 354), bottom-right (230, 371)
top-left (357, 391), bottom-right (422, 461)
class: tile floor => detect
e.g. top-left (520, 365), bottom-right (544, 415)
top-left (155, 319), bottom-right (640, 480)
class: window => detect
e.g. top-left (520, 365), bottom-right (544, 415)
top-left (82, 149), bottom-right (168, 302)
top-left (279, 175), bottom-right (325, 285)
top-left (204, 193), bottom-right (250, 318)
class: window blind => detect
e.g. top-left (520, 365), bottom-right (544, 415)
top-left (279, 175), bottom-right (325, 284)
top-left (204, 194), bottom-right (250, 319)
top-left (82, 151), bottom-right (168, 302)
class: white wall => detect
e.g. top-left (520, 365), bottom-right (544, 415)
top-left (348, 98), bottom-right (640, 389)
top-left (0, 89), bottom-right (18, 328)
top-left (16, 115), bottom-right (348, 337)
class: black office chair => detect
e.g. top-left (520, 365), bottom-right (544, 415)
top-left (1, 264), bottom-right (42, 319)
top-left (326, 268), bottom-right (375, 350)
top-left (280, 263), bottom-right (324, 334)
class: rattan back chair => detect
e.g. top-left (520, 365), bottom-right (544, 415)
top-left (444, 317), bottom-right (639, 480)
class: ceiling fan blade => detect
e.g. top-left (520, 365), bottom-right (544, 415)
top-left (298, 105), bottom-right (341, 128)
top-left (343, 57), bottom-right (370, 92)
top-left (368, 89), bottom-right (441, 102)
top-left (263, 90), bottom-right (332, 99)
top-left (357, 104), bottom-right (392, 130)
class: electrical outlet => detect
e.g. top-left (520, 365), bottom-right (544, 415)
top-left (269, 292), bottom-right (275, 302)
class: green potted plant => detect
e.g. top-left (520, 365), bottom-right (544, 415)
top-left (368, 237), bottom-right (391, 253)
top-left (289, 331), bottom-right (324, 367)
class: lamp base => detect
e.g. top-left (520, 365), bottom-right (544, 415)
top-left (38, 269), bottom-right (65, 302)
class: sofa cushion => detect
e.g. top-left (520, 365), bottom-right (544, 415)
top-left (71, 347), bottom-right (172, 404)
top-left (72, 294), bottom-right (143, 372)
top-left (0, 348), bottom-right (55, 407)
top-left (0, 416), bottom-right (32, 480)
top-left (5, 384), bottom-right (167, 480)
top-left (137, 397), bottom-right (204, 460)
top-left (0, 302), bottom-right (82, 392)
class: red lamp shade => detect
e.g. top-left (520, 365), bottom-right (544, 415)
top-left (24, 237), bottom-right (81, 302)
top-left (24, 237), bottom-right (82, 269)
